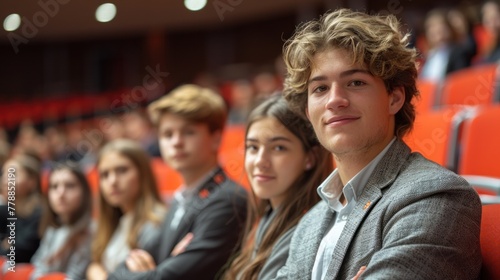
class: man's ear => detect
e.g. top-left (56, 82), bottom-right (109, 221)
top-left (389, 86), bottom-right (405, 115)
top-left (304, 146), bottom-right (318, 171)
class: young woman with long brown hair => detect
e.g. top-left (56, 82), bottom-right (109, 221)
top-left (224, 94), bottom-right (333, 280)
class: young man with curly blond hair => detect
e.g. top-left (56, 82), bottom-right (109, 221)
top-left (275, 9), bottom-right (482, 280)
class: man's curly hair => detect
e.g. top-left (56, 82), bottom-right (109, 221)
top-left (282, 8), bottom-right (419, 138)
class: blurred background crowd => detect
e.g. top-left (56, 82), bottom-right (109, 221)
top-left (0, 0), bottom-right (498, 174)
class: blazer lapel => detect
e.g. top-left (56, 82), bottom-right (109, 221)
top-left (158, 200), bottom-right (182, 261)
top-left (157, 169), bottom-right (225, 261)
top-left (293, 202), bottom-right (335, 279)
top-left (325, 139), bottom-right (411, 279)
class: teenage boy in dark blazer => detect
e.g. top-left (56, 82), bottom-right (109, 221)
top-left (108, 84), bottom-right (248, 280)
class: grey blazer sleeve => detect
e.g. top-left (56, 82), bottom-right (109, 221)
top-left (258, 226), bottom-right (296, 280)
top-left (331, 157), bottom-right (482, 280)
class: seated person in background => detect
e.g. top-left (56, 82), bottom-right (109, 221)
top-left (1, 153), bottom-right (42, 265)
top-left (447, 6), bottom-right (477, 64)
top-left (109, 84), bottom-right (248, 280)
top-left (30, 162), bottom-right (93, 280)
top-left (224, 94), bottom-right (333, 280)
top-left (419, 8), bottom-right (471, 82)
top-left (86, 139), bottom-right (166, 280)
top-left (481, 1), bottom-right (500, 63)
top-left (276, 8), bottom-right (482, 279)
top-left (122, 109), bottom-right (161, 158)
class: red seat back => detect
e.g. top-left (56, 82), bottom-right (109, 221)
top-left (480, 204), bottom-right (500, 279)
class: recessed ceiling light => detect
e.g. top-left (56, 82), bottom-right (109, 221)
top-left (95, 3), bottom-right (117, 23)
top-left (3, 14), bottom-right (21, 31)
top-left (184, 0), bottom-right (207, 11)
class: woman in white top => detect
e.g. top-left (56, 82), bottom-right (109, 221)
top-left (86, 139), bottom-right (166, 280)
top-left (30, 162), bottom-right (93, 280)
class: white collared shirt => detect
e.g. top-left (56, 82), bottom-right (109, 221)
top-left (103, 213), bottom-right (133, 272)
top-left (311, 138), bottom-right (395, 280)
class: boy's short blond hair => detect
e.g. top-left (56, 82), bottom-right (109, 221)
top-left (148, 84), bottom-right (227, 133)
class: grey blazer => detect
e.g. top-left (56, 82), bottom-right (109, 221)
top-left (109, 168), bottom-right (248, 280)
top-left (275, 139), bottom-right (482, 280)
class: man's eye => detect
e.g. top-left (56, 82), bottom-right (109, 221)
top-left (313, 85), bottom-right (328, 93)
top-left (349, 80), bottom-right (366, 87)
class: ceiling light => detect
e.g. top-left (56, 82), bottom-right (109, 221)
top-left (95, 3), bottom-right (117, 23)
top-left (184, 0), bottom-right (207, 11)
top-left (3, 14), bottom-right (21, 31)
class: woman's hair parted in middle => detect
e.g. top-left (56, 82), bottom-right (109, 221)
top-left (91, 139), bottom-right (165, 262)
top-left (224, 94), bottom-right (333, 280)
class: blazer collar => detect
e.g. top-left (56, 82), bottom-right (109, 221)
top-left (158, 167), bottom-right (227, 260)
top-left (325, 139), bottom-right (411, 279)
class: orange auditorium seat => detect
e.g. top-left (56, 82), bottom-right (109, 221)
top-left (404, 106), bottom-right (467, 170)
top-left (4, 263), bottom-right (34, 280)
top-left (440, 64), bottom-right (497, 106)
top-left (414, 79), bottom-right (438, 113)
top-left (219, 125), bottom-right (249, 189)
top-left (459, 105), bottom-right (500, 196)
top-left (480, 204), bottom-right (500, 280)
top-left (459, 105), bottom-right (500, 176)
top-left (86, 166), bottom-right (100, 195)
top-left (150, 158), bottom-right (183, 202)
top-left (220, 125), bottom-right (246, 153)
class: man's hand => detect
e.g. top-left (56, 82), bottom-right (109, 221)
top-left (126, 249), bottom-right (157, 272)
top-left (171, 232), bottom-right (194, 257)
top-left (351, 266), bottom-right (366, 280)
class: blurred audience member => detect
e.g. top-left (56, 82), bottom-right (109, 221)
top-left (448, 7), bottom-right (477, 64)
top-left (0, 140), bottom-right (10, 173)
top-left (193, 71), bottom-right (220, 93)
top-left (123, 110), bottom-right (161, 158)
top-left (0, 153), bottom-right (42, 264)
top-left (30, 162), bottom-right (93, 280)
top-left (98, 115), bottom-right (127, 145)
top-left (87, 139), bottom-right (166, 280)
top-left (44, 125), bottom-right (70, 163)
top-left (252, 69), bottom-right (280, 101)
top-left (228, 79), bottom-right (255, 125)
top-left (420, 9), bottom-right (471, 82)
top-left (482, 1), bottom-right (500, 63)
